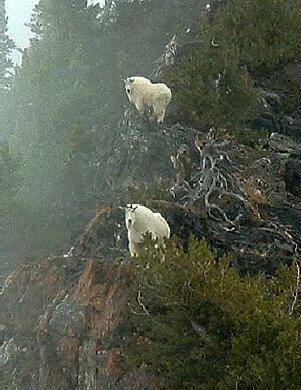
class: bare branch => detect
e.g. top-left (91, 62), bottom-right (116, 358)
top-left (137, 290), bottom-right (150, 315)
top-left (175, 131), bottom-right (248, 229)
top-left (127, 302), bottom-right (149, 316)
top-left (289, 260), bottom-right (300, 315)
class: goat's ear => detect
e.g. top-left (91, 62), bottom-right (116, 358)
top-left (119, 206), bottom-right (127, 211)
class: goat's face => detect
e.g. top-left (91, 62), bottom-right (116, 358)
top-left (124, 77), bottom-right (134, 89)
top-left (125, 204), bottom-right (139, 230)
top-left (124, 78), bottom-right (134, 98)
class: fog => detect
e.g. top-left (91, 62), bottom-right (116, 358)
top-left (5, 0), bottom-right (37, 64)
top-left (0, 1), bottom-right (300, 389)
top-left (0, 0), bottom-right (204, 265)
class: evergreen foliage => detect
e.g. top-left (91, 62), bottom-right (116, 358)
top-left (7, 0), bottom-right (104, 250)
top-left (163, 0), bottom-right (300, 129)
top-left (0, 140), bottom-right (22, 203)
top-left (164, 31), bottom-right (257, 129)
top-left (0, 0), bottom-right (15, 137)
top-left (213, 0), bottom-right (301, 74)
top-left (124, 238), bottom-right (301, 390)
top-left (0, 141), bottom-right (23, 238)
top-left (0, 140), bottom-right (23, 252)
top-left (0, 0), bottom-right (14, 89)
top-left (0, 1), bottom-right (300, 387)
top-left (6, 0), bottom-right (204, 252)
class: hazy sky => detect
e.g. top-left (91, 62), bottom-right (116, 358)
top-left (5, 0), bottom-right (102, 63)
top-left (6, 0), bottom-right (37, 49)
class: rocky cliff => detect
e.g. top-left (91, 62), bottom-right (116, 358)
top-left (1, 107), bottom-right (300, 389)
top-left (0, 244), bottom-right (159, 389)
top-left (0, 30), bottom-right (300, 390)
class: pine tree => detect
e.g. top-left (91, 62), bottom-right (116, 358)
top-left (8, 0), bottom-right (102, 250)
top-left (0, 0), bottom-right (14, 89)
top-left (0, 0), bottom-right (15, 137)
top-left (0, 140), bottom-right (22, 205)
top-left (0, 1), bottom-right (19, 225)
top-left (7, 0), bottom-right (210, 251)
top-left (125, 238), bottom-right (301, 390)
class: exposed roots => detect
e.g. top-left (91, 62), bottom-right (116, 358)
top-left (170, 129), bottom-right (301, 266)
top-left (178, 129), bottom-right (249, 229)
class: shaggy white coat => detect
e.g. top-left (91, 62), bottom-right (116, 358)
top-left (125, 204), bottom-right (170, 257)
top-left (125, 76), bottom-right (172, 124)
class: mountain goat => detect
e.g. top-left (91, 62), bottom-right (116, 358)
top-left (124, 76), bottom-right (172, 124)
top-left (124, 204), bottom-right (170, 257)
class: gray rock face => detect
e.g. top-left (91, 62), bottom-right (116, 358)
top-left (96, 106), bottom-right (301, 274)
top-left (99, 115), bottom-right (198, 202)
top-left (268, 132), bottom-right (301, 155)
top-left (284, 159), bottom-right (301, 197)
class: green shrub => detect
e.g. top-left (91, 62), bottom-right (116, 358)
top-left (213, 0), bottom-right (301, 74)
top-left (124, 238), bottom-right (301, 390)
top-left (164, 16), bottom-right (257, 129)
top-left (270, 72), bottom-right (301, 115)
top-left (164, 0), bottom-right (300, 128)
top-left (234, 128), bottom-right (268, 149)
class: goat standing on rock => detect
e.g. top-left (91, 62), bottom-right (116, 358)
top-left (124, 204), bottom-right (170, 257)
top-left (124, 76), bottom-right (172, 124)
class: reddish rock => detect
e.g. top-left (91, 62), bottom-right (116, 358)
top-left (0, 252), bottom-right (158, 390)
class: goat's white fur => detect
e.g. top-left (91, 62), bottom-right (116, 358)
top-left (124, 204), bottom-right (170, 257)
top-left (125, 76), bottom-right (171, 124)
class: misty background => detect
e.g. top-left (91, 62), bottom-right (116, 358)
top-left (6, 0), bottom-right (104, 63)
top-left (0, 0), bottom-right (207, 265)
top-left (0, 0), bottom-right (300, 389)
top-left (0, 0), bottom-right (299, 263)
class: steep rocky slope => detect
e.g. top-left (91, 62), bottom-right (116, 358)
top-left (0, 255), bottom-right (157, 389)
top-left (0, 31), bottom-right (300, 390)
top-left (1, 111), bottom-right (300, 389)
